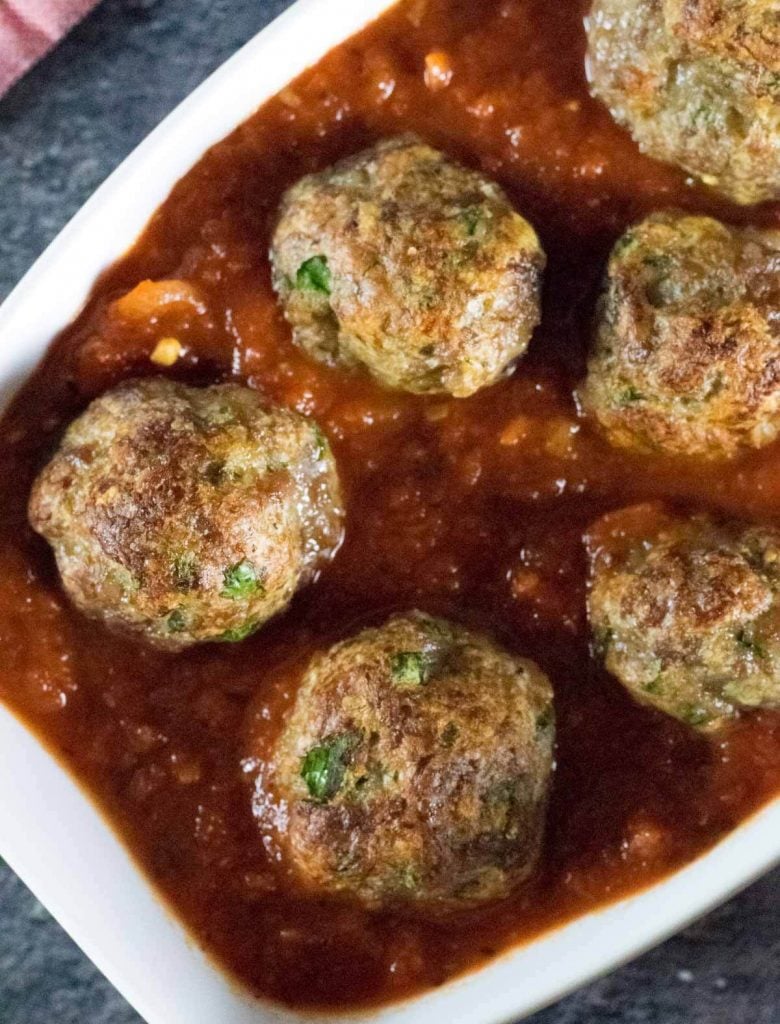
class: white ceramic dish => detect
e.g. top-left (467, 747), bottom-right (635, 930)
top-left (0, 1), bottom-right (778, 1022)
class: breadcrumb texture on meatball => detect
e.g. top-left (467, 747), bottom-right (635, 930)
top-left (580, 212), bottom-right (780, 459)
top-left (270, 135), bottom-right (545, 397)
top-left (586, 0), bottom-right (780, 204)
top-left (587, 504), bottom-right (780, 731)
top-left (29, 378), bottom-right (344, 651)
top-left (270, 611), bottom-right (555, 908)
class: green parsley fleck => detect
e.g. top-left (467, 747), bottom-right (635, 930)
top-left (296, 255), bottom-right (332, 295)
top-left (736, 628), bottom-right (766, 659)
top-left (300, 733), bottom-right (358, 802)
top-left (312, 423), bottom-right (329, 460)
top-left (692, 104), bottom-right (716, 128)
top-left (459, 206), bottom-right (483, 237)
top-left (221, 560), bottom-right (264, 601)
top-left (167, 609), bottom-right (186, 634)
top-left (390, 650), bottom-right (434, 687)
top-left (681, 705), bottom-right (712, 727)
top-left (619, 386), bottom-right (645, 404)
top-left (535, 706), bottom-right (554, 734)
top-left (217, 619), bottom-right (261, 643)
top-left (642, 675), bottom-right (664, 696)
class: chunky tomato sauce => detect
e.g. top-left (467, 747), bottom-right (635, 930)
top-left (1, 0), bottom-right (779, 1010)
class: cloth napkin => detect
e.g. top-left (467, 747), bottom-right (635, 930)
top-left (0, 0), bottom-right (99, 96)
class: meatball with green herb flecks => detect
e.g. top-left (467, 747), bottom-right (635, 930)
top-left (270, 135), bottom-right (545, 397)
top-left (268, 611), bottom-right (554, 908)
top-left (587, 504), bottom-right (780, 732)
top-left (586, 0), bottom-right (780, 204)
top-left (29, 378), bottom-right (344, 651)
top-left (580, 212), bottom-right (780, 459)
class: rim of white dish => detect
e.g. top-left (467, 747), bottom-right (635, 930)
top-left (0, 1), bottom-right (778, 1023)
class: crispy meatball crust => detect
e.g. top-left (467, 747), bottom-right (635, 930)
top-left (587, 504), bottom-right (780, 731)
top-left (580, 212), bottom-right (780, 459)
top-left (270, 612), bottom-right (555, 908)
top-left (270, 135), bottom-right (545, 397)
top-left (586, 0), bottom-right (780, 204)
top-left (29, 378), bottom-right (344, 651)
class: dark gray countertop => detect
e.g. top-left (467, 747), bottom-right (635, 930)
top-left (0, 1), bottom-right (777, 1021)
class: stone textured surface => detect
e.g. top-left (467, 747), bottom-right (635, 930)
top-left (0, 1), bottom-right (777, 1022)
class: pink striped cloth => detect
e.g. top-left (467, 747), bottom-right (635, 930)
top-left (0, 0), bottom-right (99, 96)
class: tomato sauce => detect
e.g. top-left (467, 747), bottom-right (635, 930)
top-left (0, 0), bottom-right (779, 1010)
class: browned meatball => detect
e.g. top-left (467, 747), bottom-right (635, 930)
top-left (267, 612), bottom-right (555, 908)
top-left (587, 504), bottom-right (780, 731)
top-left (586, 0), bottom-right (780, 204)
top-left (29, 378), bottom-right (344, 650)
top-left (580, 212), bottom-right (780, 459)
top-left (270, 135), bottom-right (545, 397)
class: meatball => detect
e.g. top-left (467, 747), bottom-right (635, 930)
top-left (270, 135), bottom-right (545, 397)
top-left (270, 612), bottom-right (554, 908)
top-left (580, 212), bottom-right (780, 459)
top-left (587, 504), bottom-right (780, 731)
top-left (29, 378), bottom-right (344, 650)
top-left (586, 0), bottom-right (780, 204)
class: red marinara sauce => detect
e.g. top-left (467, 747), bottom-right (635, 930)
top-left (0, 0), bottom-right (779, 1010)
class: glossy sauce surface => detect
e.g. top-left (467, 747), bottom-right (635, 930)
top-left (1, 0), bottom-right (779, 1010)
